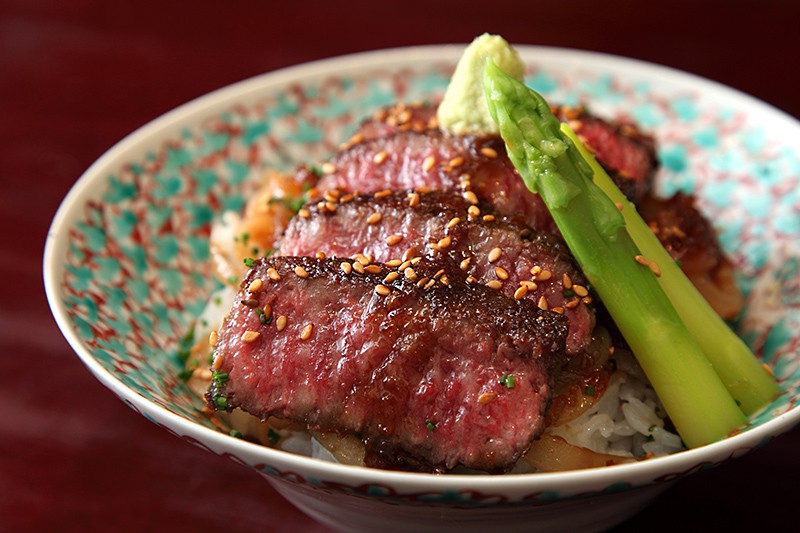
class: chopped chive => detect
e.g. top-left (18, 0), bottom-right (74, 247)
top-left (425, 420), bottom-right (436, 431)
top-left (499, 374), bottom-right (516, 389)
top-left (267, 428), bottom-right (281, 445)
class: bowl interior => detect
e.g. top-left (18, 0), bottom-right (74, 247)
top-left (46, 46), bottom-right (800, 489)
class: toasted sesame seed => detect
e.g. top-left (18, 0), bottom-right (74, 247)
top-left (276, 315), bottom-right (287, 331)
top-left (295, 265), bottom-right (309, 278)
top-left (300, 323), bottom-right (313, 340)
top-left (353, 261), bottom-right (366, 274)
top-left (306, 187), bottom-right (320, 200)
top-left (537, 296), bottom-right (549, 310)
top-left (615, 202), bottom-right (625, 211)
top-left (482, 214), bottom-right (496, 222)
top-left (583, 296), bottom-right (593, 305)
top-left (536, 269), bottom-right (552, 281)
top-left (348, 132), bottom-right (364, 145)
top-left (634, 254), bottom-right (650, 266)
top-left (530, 265), bottom-right (542, 277)
top-left (374, 189), bottom-right (392, 199)
top-left (315, 251), bottom-right (327, 260)
top-left (447, 217), bottom-right (461, 229)
top-left (339, 193), bottom-right (355, 203)
top-left (565, 299), bottom-right (580, 309)
top-left (480, 147), bottom-right (498, 158)
top-left (408, 192), bottom-right (420, 207)
top-left (366, 212), bottom-right (383, 225)
top-left (402, 247), bottom-right (419, 261)
top-left (464, 191), bottom-right (479, 204)
top-left (383, 271), bottom-right (399, 283)
top-left (404, 267), bottom-right (418, 281)
top-left (552, 307), bottom-right (565, 314)
top-left (353, 253), bottom-right (372, 265)
top-left (373, 151), bottom-right (389, 165)
top-left (324, 190), bottom-right (340, 203)
top-left (386, 259), bottom-right (403, 268)
top-left (298, 208), bottom-right (310, 218)
top-left (649, 261), bottom-right (661, 277)
top-left (449, 156), bottom-right (464, 168)
top-left (437, 237), bottom-right (452, 249)
top-left (248, 278), bottom-right (263, 292)
top-left (459, 258), bottom-right (471, 271)
top-left (439, 274), bottom-right (449, 286)
top-left (486, 280), bottom-right (503, 290)
top-left (488, 247), bottom-right (502, 263)
top-left (416, 277), bottom-right (430, 287)
top-left (478, 392), bottom-right (497, 404)
top-left (375, 284), bottom-right (391, 296)
top-left (242, 330), bottom-right (261, 343)
top-left (433, 269), bottom-right (445, 279)
top-left (321, 162), bottom-right (336, 174)
top-left (410, 256), bottom-right (422, 265)
top-left (325, 201), bottom-right (338, 212)
top-left (415, 186), bottom-right (432, 194)
top-left (341, 262), bottom-right (352, 274)
top-left (365, 265), bottom-right (382, 274)
top-left (520, 280), bottom-right (538, 290)
top-left (422, 156), bottom-right (436, 171)
top-left (573, 284), bottom-right (589, 297)
top-left (242, 297), bottom-right (258, 307)
top-left (423, 279), bottom-right (436, 290)
top-left (495, 266), bottom-right (509, 280)
top-left (398, 260), bottom-right (412, 271)
top-left (212, 354), bottom-right (223, 370)
top-left (467, 205), bottom-right (481, 218)
top-left (209, 330), bottom-right (218, 347)
top-left (514, 286), bottom-right (528, 300)
top-left (267, 268), bottom-right (281, 281)
top-left (562, 273), bottom-right (573, 289)
top-left (263, 304), bottom-right (272, 320)
top-left (385, 234), bottom-right (403, 246)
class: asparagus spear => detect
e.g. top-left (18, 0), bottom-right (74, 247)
top-left (561, 125), bottom-right (779, 414)
top-left (483, 59), bottom-right (747, 448)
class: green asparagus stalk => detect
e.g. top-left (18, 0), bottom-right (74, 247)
top-left (483, 59), bottom-right (747, 448)
top-left (561, 125), bottom-right (779, 414)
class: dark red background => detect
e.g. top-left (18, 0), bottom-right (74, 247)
top-left (4, 1), bottom-right (799, 531)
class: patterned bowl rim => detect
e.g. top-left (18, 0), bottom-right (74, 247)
top-left (44, 44), bottom-right (800, 496)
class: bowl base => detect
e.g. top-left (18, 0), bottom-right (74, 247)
top-left (268, 475), bottom-right (671, 533)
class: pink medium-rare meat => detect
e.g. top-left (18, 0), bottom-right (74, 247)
top-left (279, 189), bottom-right (594, 356)
top-left (320, 103), bottom-right (658, 217)
top-left (553, 105), bottom-right (658, 202)
top-left (208, 256), bottom-right (569, 473)
top-left (315, 128), bottom-right (560, 234)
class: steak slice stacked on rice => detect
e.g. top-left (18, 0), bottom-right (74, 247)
top-left (208, 256), bottom-right (569, 473)
top-left (279, 189), bottom-right (595, 356)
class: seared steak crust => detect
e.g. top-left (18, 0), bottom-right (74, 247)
top-left (208, 256), bottom-right (569, 473)
top-left (279, 189), bottom-right (594, 355)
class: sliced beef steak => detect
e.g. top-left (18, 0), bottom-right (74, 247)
top-left (553, 105), bottom-right (658, 202)
top-left (208, 256), bottom-right (569, 473)
top-left (315, 103), bottom-right (658, 230)
top-left (279, 190), bottom-right (594, 355)
top-left (315, 128), bottom-right (559, 234)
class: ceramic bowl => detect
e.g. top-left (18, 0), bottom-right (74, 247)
top-left (44, 45), bottom-right (800, 533)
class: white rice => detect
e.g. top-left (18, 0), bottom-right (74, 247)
top-left (548, 350), bottom-right (684, 458)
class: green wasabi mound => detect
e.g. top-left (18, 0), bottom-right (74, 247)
top-left (437, 33), bottom-right (525, 135)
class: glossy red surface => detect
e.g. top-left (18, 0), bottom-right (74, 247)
top-left (6, 0), bottom-right (799, 531)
